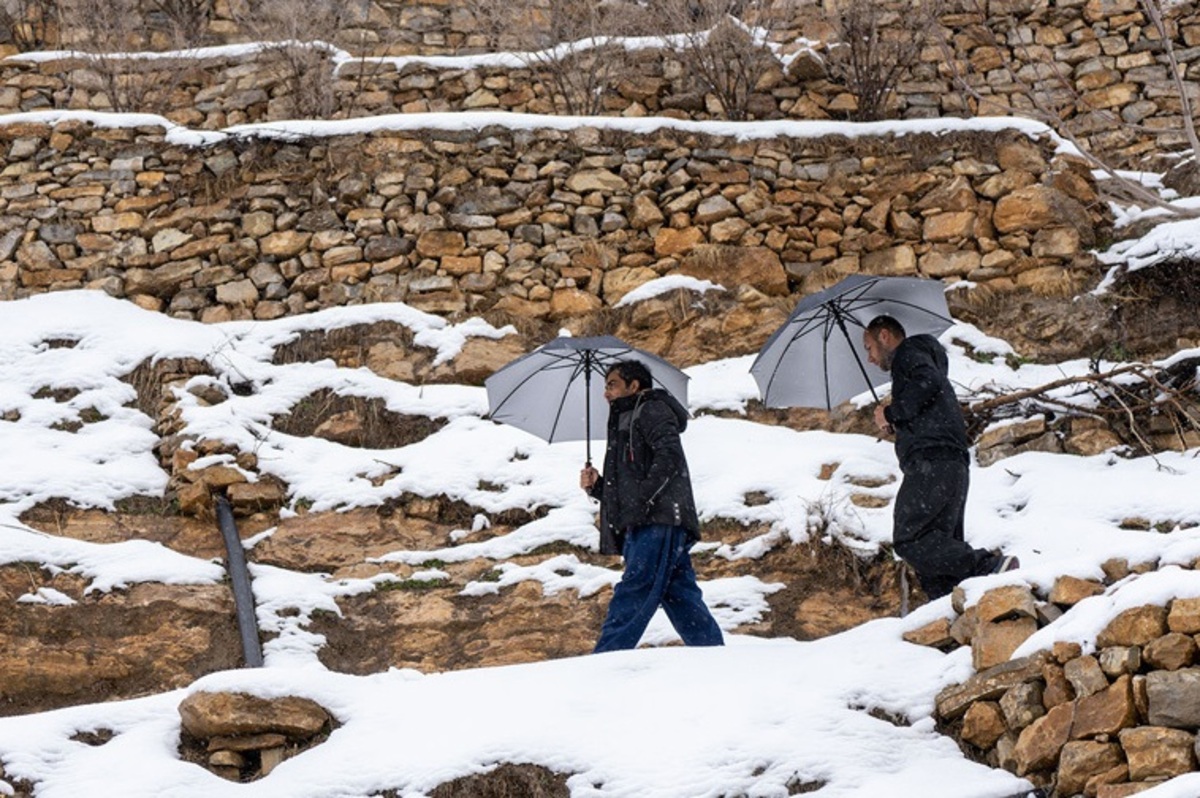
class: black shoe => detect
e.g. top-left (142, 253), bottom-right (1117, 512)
top-left (992, 554), bottom-right (1020, 574)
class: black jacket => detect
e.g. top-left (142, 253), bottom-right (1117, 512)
top-left (882, 334), bottom-right (970, 471)
top-left (589, 388), bottom-right (701, 555)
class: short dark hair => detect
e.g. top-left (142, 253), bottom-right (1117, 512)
top-left (866, 315), bottom-right (906, 339)
top-left (606, 360), bottom-right (653, 391)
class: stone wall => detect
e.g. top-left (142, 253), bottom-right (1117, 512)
top-left (912, 561), bottom-right (1200, 797)
top-left (2, 0), bottom-right (1196, 166)
top-left (0, 118), bottom-right (1107, 323)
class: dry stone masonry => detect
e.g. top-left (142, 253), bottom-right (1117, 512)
top-left (0, 120), bottom-right (1108, 324)
top-left (909, 559), bottom-right (1200, 797)
top-left (1, 0), bottom-right (1196, 166)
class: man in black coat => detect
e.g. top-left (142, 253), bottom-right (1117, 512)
top-left (579, 359), bottom-right (724, 652)
top-left (863, 315), bottom-right (1018, 599)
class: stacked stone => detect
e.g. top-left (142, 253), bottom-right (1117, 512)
top-left (2, 0), bottom-right (1196, 166)
top-left (910, 562), bottom-right (1200, 797)
top-left (178, 691), bottom-right (332, 782)
top-left (0, 120), bottom-right (1107, 324)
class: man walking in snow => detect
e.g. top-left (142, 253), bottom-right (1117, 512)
top-left (862, 315), bottom-right (1018, 600)
top-left (579, 359), bottom-right (724, 652)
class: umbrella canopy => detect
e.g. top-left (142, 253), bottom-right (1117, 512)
top-left (485, 335), bottom-right (689, 463)
top-left (750, 274), bottom-right (954, 410)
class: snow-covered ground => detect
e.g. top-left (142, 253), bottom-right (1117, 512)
top-left (0, 281), bottom-right (1197, 797)
top-left (0, 62), bottom-right (1197, 793)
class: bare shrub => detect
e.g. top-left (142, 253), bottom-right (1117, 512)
top-left (473, 0), bottom-right (637, 116)
top-left (230, 0), bottom-right (351, 119)
top-left (143, 0), bottom-right (214, 48)
top-left (56, 0), bottom-right (201, 113)
top-left (825, 0), bottom-right (940, 121)
top-left (646, 0), bottom-right (790, 121)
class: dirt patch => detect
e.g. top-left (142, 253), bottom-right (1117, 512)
top-left (120, 357), bottom-right (213, 419)
top-left (271, 388), bottom-right (446, 449)
top-left (423, 764), bottom-right (571, 798)
top-left (272, 322), bottom-right (426, 368)
top-left (1105, 256), bottom-right (1200, 358)
top-left (0, 567), bottom-right (242, 717)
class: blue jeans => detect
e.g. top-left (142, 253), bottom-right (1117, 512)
top-left (593, 524), bottom-right (725, 653)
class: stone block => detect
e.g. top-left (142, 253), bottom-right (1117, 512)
top-left (1143, 632), bottom-right (1196, 671)
top-left (1098, 606), bottom-right (1168, 648)
top-left (1064, 655), bottom-right (1109, 698)
top-left (1072, 675), bottom-right (1138, 740)
top-left (1050, 575), bottom-right (1105, 606)
top-left (1146, 668), bottom-right (1200, 728)
top-left (1119, 726), bottom-right (1196, 781)
top-left (935, 654), bottom-right (1048, 720)
top-left (962, 700), bottom-right (1007, 749)
top-left (1056, 741), bottom-right (1123, 797)
top-left (902, 618), bottom-right (954, 648)
top-left (977, 585), bottom-right (1038, 624)
top-left (1013, 701), bottom-right (1073, 775)
top-left (1099, 646), bottom-right (1142, 678)
top-left (1168, 597), bottom-right (1200, 634)
top-left (1000, 681), bottom-right (1045, 731)
top-left (972, 617), bottom-right (1038, 671)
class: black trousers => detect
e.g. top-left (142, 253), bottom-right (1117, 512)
top-left (893, 457), bottom-right (994, 600)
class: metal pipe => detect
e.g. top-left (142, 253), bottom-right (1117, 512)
top-left (214, 493), bottom-right (264, 667)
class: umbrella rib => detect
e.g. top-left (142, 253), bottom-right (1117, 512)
top-left (851, 295), bottom-right (953, 324)
top-left (760, 311), bottom-right (833, 404)
top-left (545, 357), bottom-right (590, 443)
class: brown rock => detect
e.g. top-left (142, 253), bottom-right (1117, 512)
top-left (1043, 661), bottom-right (1075, 709)
top-left (1072, 675), bottom-right (1138, 739)
top-left (1098, 646), bottom-right (1142, 678)
top-left (962, 700), bottom-right (1007, 749)
top-left (1013, 702), bottom-right (1074, 775)
top-left (1052, 641), bottom-right (1083, 663)
top-left (1086, 764), bottom-right (1131, 797)
top-left (935, 654), bottom-right (1048, 720)
top-left (1050, 575), bottom-right (1105, 606)
top-left (950, 605), bottom-right (978, 646)
top-left (922, 211), bottom-right (976, 242)
top-left (654, 227), bottom-right (705, 258)
top-left (602, 266), bottom-right (658, 304)
top-left (629, 194), bottom-right (665, 229)
top-left (1097, 783), bottom-right (1158, 798)
top-left (1098, 605), bottom-right (1168, 647)
top-left (1057, 741), bottom-right (1123, 797)
top-left (676, 245), bottom-right (788, 296)
top-left (976, 585), bottom-right (1038, 624)
top-left (1168, 597), bottom-right (1200, 634)
top-left (226, 481), bottom-right (284, 515)
top-left (207, 732), bottom-right (288, 752)
top-left (416, 230), bottom-right (465, 258)
top-left (254, 508), bottom-right (445, 571)
top-left (1143, 632), bottom-right (1196, 671)
top-left (1000, 681), bottom-right (1045, 731)
top-left (972, 617), bottom-right (1038, 671)
top-left (1064, 655), bottom-right (1109, 699)
top-left (446, 336), bottom-right (528, 384)
top-left (565, 169), bottom-right (627, 193)
top-left (179, 692), bottom-right (330, 739)
top-left (903, 618), bottom-right (954, 648)
top-left (549, 287), bottom-right (603, 319)
top-left (1119, 726), bottom-right (1196, 781)
top-left (993, 186), bottom-right (1091, 242)
top-left (860, 245), bottom-right (917, 277)
top-left (260, 231), bottom-right (311, 258)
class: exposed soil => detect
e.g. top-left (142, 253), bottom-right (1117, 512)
top-left (426, 763), bottom-right (571, 798)
top-left (271, 388), bottom-right (448, 448)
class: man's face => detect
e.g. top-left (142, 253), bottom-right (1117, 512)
top-left (863, 329), bottom-right (896, 372)
top-left (603, 371), bottom-right (639, 404)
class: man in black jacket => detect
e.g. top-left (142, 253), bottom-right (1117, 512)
top-left (863, 315), bottom-right (1018, 599)
top-left (579, 360), bottom-right (724, 652)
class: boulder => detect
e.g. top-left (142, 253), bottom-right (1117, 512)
top-left (178, 692), bottom-right (330, 739)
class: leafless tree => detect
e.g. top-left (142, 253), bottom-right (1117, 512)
top-left (57, 0), bottom-right (200, 113)
top-left (647, 0), bottom-right (789, 121)
top-left (230, 0), bottom-right (348, 119)
top-left (473, 0), bottom-right (638, 116)
top-left (939, 0), bottom-right (1200, 218)
top-left (824, 0), bottom-right (940, 122)
top-left (144, 0), bottom-right (214, 48)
